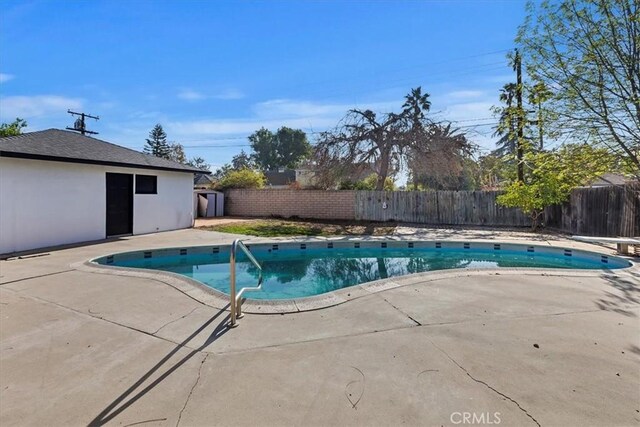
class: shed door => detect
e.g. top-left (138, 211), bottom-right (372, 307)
top-left (106, 173), bottom-right (133, 236)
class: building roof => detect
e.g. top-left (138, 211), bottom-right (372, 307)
top-left (0, 129), bottom-right (208, 173)
top-left (194, 173), bottom-right (215, 186)
top-left (589, 173), bottom-right (631, 187)
top-left (264, 169), bottom-right (297, 186)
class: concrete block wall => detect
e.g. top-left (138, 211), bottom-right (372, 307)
top-left (225, 189), bottom-right (356, 220)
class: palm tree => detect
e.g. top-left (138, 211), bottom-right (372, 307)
top-left (528, 82), bottom-right (552, 151)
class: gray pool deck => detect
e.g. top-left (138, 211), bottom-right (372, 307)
top-left (1, 227), bottom-right (639, 426)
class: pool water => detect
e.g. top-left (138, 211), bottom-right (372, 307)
top-left (107, 247), bottom-right (626, 300)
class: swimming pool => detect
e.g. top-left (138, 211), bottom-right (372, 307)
top-left (93, 240), bottom-right (631, 300)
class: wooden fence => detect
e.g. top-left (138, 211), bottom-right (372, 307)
top-left (354, 190), bottom-right (531, 227)
top-left (225, 184), bottom-right (639, 236)
top-left (544, 183), bottom-right (639, 237)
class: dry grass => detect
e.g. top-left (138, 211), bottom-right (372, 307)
top-left (198, 218), bottom-right (398, 237)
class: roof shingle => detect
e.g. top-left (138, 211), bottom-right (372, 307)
top-left (0, 129), bottom-right (207, 173)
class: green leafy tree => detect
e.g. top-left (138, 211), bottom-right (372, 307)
top-left (274, 127), bottom-right (311, 169)
top-left (0, 118), bottom-right (27, 137)
top-left (212, 163), bottom-right (232, 179)
top-left (211, 150), bottom-right (255, 179)
top-left (232, 150), bottom-right (254, 170)
top-left (528, 81), bottom-right (553, 150)
top-left (249, 127), bottom-right (311, 170)
top-left (248, 128), bottom-right (277, 170)
top-left (144, 124), bottom-right (171, 158)
top-left (339, 174), bottom-right (396, 191)
top-left (216, 168), bottom-right (266, 190)
top-left (518, 0), bottom-right (640, 176)
top-left (498, 144), bottom-right (616, 228)
top-left (477, 154), bottom-right (515, 189)
top-left (491, 83), bottom-right (520, 157)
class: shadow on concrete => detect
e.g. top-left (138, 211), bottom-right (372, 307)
top-left (595, 273), bottom-right (640, 317)
top-left (0, 236), bottom-right (129, 261)
top-left (87, 305), bottom-right (231, 426)
top-left (627, 344), bottom-right (640, 357)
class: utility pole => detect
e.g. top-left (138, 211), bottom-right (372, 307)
top-left (66, 110), bottom-right (99, 135)
top-left (514, 49), bottom-right (524, 182)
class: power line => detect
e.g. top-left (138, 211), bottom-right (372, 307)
top-left (182, 143), bottom-right (253, 148)
top-left (279, 48), bottom-right (511, 93)
top-left (66, 110), bottom-right (99, 135)
top-left (175, 118), bottom-right (500, 147)
top-left (305, 63), bottom-right (509, 102)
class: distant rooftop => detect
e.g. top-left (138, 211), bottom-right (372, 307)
top-left (589, 173), bottom-right (633, 187)
top-left (0, 129), bottom-right (208, 173)
top-left (264, 169), bottom-right (297, 186)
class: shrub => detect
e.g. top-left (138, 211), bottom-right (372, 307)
top-left (339, 174), bottom-right (396, 191)
top-left (216, 168), bottom-right (266, 190)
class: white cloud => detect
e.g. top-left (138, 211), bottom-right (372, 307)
top-left (0, 73), bottom-right (14, 83)
top-left (167, 97), bottom-right (403, 142)
top-left (177, 89), bottom-right (206, 101)
top-left (253, 99), bottom-right (347, 118)
top-left (441, 101), bottom-right (496, 121)
top-left (445, 90), bottom-right (485, 100)
top-left (253, 98), bottom-right (399, 119)
top-left (178, 88), bottom-right (245, 101)
top-left (128, 110), bottom-right (164, 120)
top-left (168, 116), bottom-right (338, 137)
top-left (0, 95), bottom-right (83, 118)
top-left (163, 94), bottom-right (500, 153)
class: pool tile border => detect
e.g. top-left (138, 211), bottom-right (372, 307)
top-left (76, 237), bottom-right (638, 314)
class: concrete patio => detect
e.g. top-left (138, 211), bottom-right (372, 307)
top-left (1, 228), bottom-right (639, 426)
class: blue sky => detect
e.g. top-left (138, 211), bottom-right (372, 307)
top-left (1, 0), bottom-right (527, 173)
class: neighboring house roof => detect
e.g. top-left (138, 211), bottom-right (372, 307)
top-left (194, 173), bottom-right (215, 186)
top-left (589, 173), bottom-right (630, 187)
top-left (0, 129), bottom-right (208, 173)
top-left (264, 169), bottom-right (297, 186)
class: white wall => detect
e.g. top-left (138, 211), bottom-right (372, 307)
top-left (132, 169), bottom-right (193, 235)
top-left (0, 157), bottom-right (194, 254)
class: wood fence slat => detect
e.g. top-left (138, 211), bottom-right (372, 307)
top-left (228, 184), bottom-right (638, 237)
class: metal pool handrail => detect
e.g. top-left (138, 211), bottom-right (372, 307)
top-left (229, 239), bottom-right (263, 327)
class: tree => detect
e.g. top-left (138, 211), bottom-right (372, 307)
top-left (528, 81), bottom-right (553, 150)
top-left (144, 124), bottom-right (171, 158)
top-left (477, 153), bottom-right (514, 189)
top-left (232, 150), bottom-right (254, 170)
top-left (518, 0), bottom-right (640, 176)
top-left (339, 174), bottom-right (396, 191)
top-left (498, 144), bottom-right (616, 228)
top-left (167, 143), bottom-right (187, 164)
top-left (187, 157), bottom-right (211, 171)
top-left (406, 122), bottom-right (475, 190)
top-left (216, 168), bottom-right (266, 190)
top-left (0, 118), bottom-right (27, 137)
top-left (212, 163), bottom-right (232, 180)
top-left (315, 87), bottom-right (434, 191)
top-left (491, 83), bottom-right (519, 157)
top-left (249, 127), bottom-right (311, 170)
top-left (274, 127), bottom-right (311, 169)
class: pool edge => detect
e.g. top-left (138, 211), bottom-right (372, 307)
top-left (74, 237), bottom-right (639, 314)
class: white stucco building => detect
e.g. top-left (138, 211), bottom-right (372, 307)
top-left (0, 129), bottom-right (205, 255)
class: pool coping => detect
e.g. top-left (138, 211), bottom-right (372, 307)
top-left (74, 236), bottom-right (639, 314)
